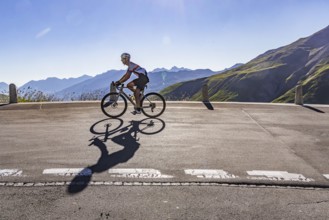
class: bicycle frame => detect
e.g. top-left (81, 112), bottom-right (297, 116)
top-left (101, 82), bottom-right (166, 118)
top-left (115, 84), bottom-right (146, 108)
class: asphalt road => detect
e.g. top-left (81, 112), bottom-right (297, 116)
top-left (1, 101), bottom-right (329, 219)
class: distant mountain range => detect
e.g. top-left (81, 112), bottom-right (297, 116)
top-left (0, 82), bottom-right (8, 94)
top-left (54, 67), bottom-right (230, 100)
top-left (54, 70), bottom-right (125, 100)
top-left (152, 66), bottom-right (191, 72)
top-left (4, 65), bottom-right (241, 101)
top-left (19, 75), bottom-right (92, 94)
top-left (161, 25), bottom-right (329, 104)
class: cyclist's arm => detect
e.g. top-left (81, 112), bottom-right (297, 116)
top-left (118, 71), bottom-right (132, 84)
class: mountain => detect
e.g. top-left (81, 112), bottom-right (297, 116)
top-left (19, 75), bottom-right (92, 95)
top-left (169, 66), bottom-right (192, 72)
top-left (11, 65), bottom-right (241, 101)
top-left (161, 25), bottom-right (329, 104)
top-left (152, 67), bottom-right (168, 72)
top-left (147, 64), bottom-right (243, 93)
top-left (152, 66), bottom-right (191, 72)
top-left (54, 68), bottom-right (218, 100)
top-left (0, 82), bottom-right (9, 94)
top-left (147, 68), bottom-right (218, 92)
top-left (54, 70), bottom-right (125, 100)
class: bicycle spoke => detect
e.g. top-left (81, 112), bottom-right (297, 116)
top-left (101, 92), bottom-right (127, 118)
top-left (141, 93), bottom-right (166, 118)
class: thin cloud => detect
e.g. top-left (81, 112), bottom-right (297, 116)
top-left (35, 27), bottom-right (51, 39)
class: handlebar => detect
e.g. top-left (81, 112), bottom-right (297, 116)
top-left (112, 81), bottom-right (124, 89)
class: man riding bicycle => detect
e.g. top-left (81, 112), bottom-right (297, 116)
top-left (115, 53), bottom-right (149, 114)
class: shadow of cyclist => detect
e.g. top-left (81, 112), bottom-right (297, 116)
top-left (67, 119), bottom-right (165, 194)
top-left (90, 121), bottom-right (140, 173)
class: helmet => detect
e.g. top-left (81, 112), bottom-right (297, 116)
top-left (121, 53), bottom-right (130, 60)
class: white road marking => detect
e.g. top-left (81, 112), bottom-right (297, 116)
top-left (4, 168), bottom-right (326, 183)
top-left (108, 168), bottom-right (173, 178)
top-left (0, 169), bottom-right (23, 177)
top-left (43, 168), bottom-right (92, 176)
top-left (247, 170), bottom-right (314, 182)
top-left (185, 169), bottom-right (237, 179)
top-left (0, 181), bottom-right (323, 189)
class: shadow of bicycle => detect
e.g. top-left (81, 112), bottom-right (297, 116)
top-left (67, 118), bottom-right (166, 194)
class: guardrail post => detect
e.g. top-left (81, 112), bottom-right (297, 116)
top-left (9, 83), bottom-right (18, 103)
top-left (295, 84), bottom-right (303, 105)
top-left (202, 84), bottom-right (209, 102)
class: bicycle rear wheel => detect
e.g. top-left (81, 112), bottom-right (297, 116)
top-left (141, 92), bottom-right (166, 118)
top-left (101, 92), bottom-right (127, 118)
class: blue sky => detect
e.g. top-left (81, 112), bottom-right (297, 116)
top-left (1, 0), bottom-right (329, 86)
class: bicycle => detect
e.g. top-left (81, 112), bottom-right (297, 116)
top-left (101, 82), bottom-right (166, 118)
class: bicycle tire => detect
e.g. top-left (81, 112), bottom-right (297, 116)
top-left (90, 118), bottom-right (124, 135)
top-left (141, 92), bottom-right (166, 118)
top-left (137, 118), bottom-right (166, 135)
top-left (101, 92), bottom-right (127, 118)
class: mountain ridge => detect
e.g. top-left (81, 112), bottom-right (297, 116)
top-left (0, 82), bottom-right (9, 94)
top-left (55, 68), bottom-right (220, 100)
top-left (152, 66), bottom-right (192, 72)
top-left (15, 65), bottom-right (242, 101)
top-left (161, 25), bottom-right (329, 104)
top-left (19, 75), bottom-right (92, 94)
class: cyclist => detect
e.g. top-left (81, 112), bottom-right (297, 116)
top-left (115, 53), bottom-right (149, 114)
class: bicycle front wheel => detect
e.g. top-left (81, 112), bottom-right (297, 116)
top-left (141, 92), bottom-right (166, 118)
top-left (101, 92), bottom-right (127, 118)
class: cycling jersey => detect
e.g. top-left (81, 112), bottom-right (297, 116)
top-left (127, 62), bottom-right (147, 77)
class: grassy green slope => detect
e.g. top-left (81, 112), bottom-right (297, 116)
top-left (161, 78), bottom-right (208, 101)
top-left (274, 62), bottom-right (329, 104)
top-left (161, 26), bottom-right (329, 103)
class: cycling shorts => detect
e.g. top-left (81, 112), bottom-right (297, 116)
top-left (133, 74), bottom-right (149, 90)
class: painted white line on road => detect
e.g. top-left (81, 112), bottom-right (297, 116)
top-left (0, 169), bottom-right (23, 177)
top-left (185, 169), bottom-right (237, 179)
top-left (108, 169), bottom-right (173, 178)
top-left (247, 170), bottom-right (314, 182)
top-left (0, 181), bottom-right (325, 189)
top-left (323, 174), bottom-right (329, 180)
top-left (43, 168), bottom-right (92, 176)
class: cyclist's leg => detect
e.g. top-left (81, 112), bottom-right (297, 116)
top-left (134, 75), bottom-right (148, 109)
top-left (127, 80), bottom-right (140, 111)
top-left (127, 81), bottom-right (136, 93)
top-left (135, 88), bottom-right (141, 109)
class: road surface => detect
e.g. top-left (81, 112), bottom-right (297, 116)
top-left (1, 101), bottom-right (329, 219)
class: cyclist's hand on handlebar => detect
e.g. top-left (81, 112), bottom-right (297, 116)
top-left (114, 81), bottom-right (121, 86)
